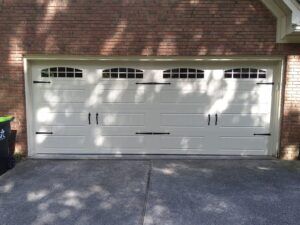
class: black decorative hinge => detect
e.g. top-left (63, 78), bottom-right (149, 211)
top-left (253, 133), bottom-right (271, 136)
top-left (256, 82), bottom-right (274, 85)
top-left (136, 132), bottom-right (170, 135)
top-left (136, 82), bottom-right (171, 85)
top-left (36, 132), bottom-right (53, 135)
top-left (33, 81), bottom-right (51, 84)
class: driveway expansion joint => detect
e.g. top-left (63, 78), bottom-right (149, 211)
top-left (140, 160), bottom-right (152, 225)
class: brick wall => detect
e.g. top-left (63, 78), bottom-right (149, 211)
top-left (281, 56), bottom-right (300, 160)
top-left (0, 0), bottom-right (300, 157)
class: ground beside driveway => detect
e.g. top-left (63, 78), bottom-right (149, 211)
top-left (0, 159), bottom-right (299, 225)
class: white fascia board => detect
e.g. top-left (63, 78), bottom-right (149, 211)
top-left (261, 0), bottom-right (300, 43)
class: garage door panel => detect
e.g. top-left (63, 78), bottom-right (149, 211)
top-left (51, 126), bottom-right (86, 135)
top-left (42, 136), bottom-right (87, 148)
top-left (219, 114), bottom-right (269, 127)
top-left (222, 104), bottom-right (271, 114)
top-left (160, 90), bottom-right (209, 103)
top-left (222, 91), bottom-right (271, 104)
top-left (32, 65), bottom-right (274, 156)
top-left (220, 137), bottom-right (267, 150)
top-left (38, 112), bottom-right (88, 126)
top-left (161, 114), bottom-right (206, 127)
top-left (160, 137), bottom-right (204, 149)
top-left (97, 90), bottom-right (146, 103)
top-left (158, 104), bottom-right (207, 113)
top-left (36, 89), bottom-right (86, 103)
top-left (101, 113), bottom-right (145, 126)
top-left (93, 136), bottom-right (145, 149)
top-left (36, 103), bottom-right (87, 113)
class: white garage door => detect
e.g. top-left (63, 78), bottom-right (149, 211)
top-left (31, 62), bottom-right (273, 155)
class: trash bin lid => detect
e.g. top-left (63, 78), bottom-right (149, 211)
top-left (0, 116), bottom-right (14, 124)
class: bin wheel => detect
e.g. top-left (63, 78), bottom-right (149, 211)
top-left (7, 157), bottom-right (15, 169)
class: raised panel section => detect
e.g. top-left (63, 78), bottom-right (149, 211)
top-left (161, 114), bottom-right (205, 127)
top-left (43, 136), bottom-right (86, 148)
top-left (220, 137), bottom-right (267, 151)
top-left (99, 90), bottom-right (145, 103)
top-left (219, 114), bottom-right (269, 127)
top-left (37, 89), bottom-right (86, 103)
top-left (161, 137), bottom-right (204, 149)
top-left (101, 113), bottom-right (145, 126)
top-left (36, 112), bottom-right (87, 126)
top-left (93, 136), bottom-right (144, 149)
top-left (160, 90), bottom-right (208, 103)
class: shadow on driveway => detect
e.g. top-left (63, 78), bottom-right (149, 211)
top-left (0, 159), bottom-right (299, 225)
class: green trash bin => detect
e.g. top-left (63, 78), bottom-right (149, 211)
top-left (0, 116), bottom-right (15, 170)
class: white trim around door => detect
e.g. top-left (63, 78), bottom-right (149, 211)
top-left (24, 56), bottom-right (284, 158)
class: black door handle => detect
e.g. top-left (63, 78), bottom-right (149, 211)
top-left (96, 113), bottom-right (99, 125)
top-left (215, 114), bottom-right (218, 125)
top-left (208, 114), bottom-right (210, 126)
top-left (88, 113), bottom-right (91, 125)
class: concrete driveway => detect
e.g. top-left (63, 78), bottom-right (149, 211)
top-left (0, 159), bottom-right (299, 225)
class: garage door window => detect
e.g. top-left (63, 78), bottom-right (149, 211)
top-left (102, 68), bottom-right (143, 79)
top-left (41, 67), bottom-right (83, 78)
top-left (224, 68), bottom-right (266, 79)
top-left (163, 68), bottom-right (204, 79)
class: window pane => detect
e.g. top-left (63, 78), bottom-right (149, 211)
top-left (172, 73), bottom-right (179, 78)
top-left (163, 73), bottom-right (170, 78)
top-left (241, 73), bottom-right (249, 78)
top-left (111, 73), bottom-right (118, 78)
top-left (188, 74), bottom-right (195, 78)
top-left (67, 68), bottom-right (74, 72)
top-left (136, 73), bottom-right (143, 79)
top-left (128, 73), bottom-right (135, 78)
top-left (180, 74), bottom-right (188, 78)
top-left (103, 72), bottom-right (110, 78)
top-left (197, 73), bottom-right (204, 79)
top-left (58, 72), bottom-right (66, 78)
top-left (119, 73), bottom-right (127, 78)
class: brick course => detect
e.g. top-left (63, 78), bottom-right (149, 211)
top-left (0, 0), bottom-right (299, 157)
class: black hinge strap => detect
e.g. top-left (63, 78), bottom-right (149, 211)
top-left (33, 81), bottom-right (51, 84)
top-left (256, 82), bottom-right (274, 85)
top-left (36, 132), bottom-right (53, 135)
top-left (136, 132), bottom-right (170, 135)
top-left (136, 82), bottom-right (171, 85)
top-left (253, 133), bottom-right (271, 136)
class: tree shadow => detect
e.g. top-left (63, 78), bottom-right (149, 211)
top-left (0, 0), bottom-right (300, 155)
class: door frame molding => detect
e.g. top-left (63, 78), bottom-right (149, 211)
top-left (24, 55), bottom-right (284, 157)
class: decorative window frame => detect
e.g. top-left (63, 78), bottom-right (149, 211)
top-left (163, 68), bottom-right (204, 79)
top-left (41, 67), bottom-right (83, 78)
top-left (102, 68), bottom-right (143, 79)
top-left (224, 68), bottom-right (267, 79)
